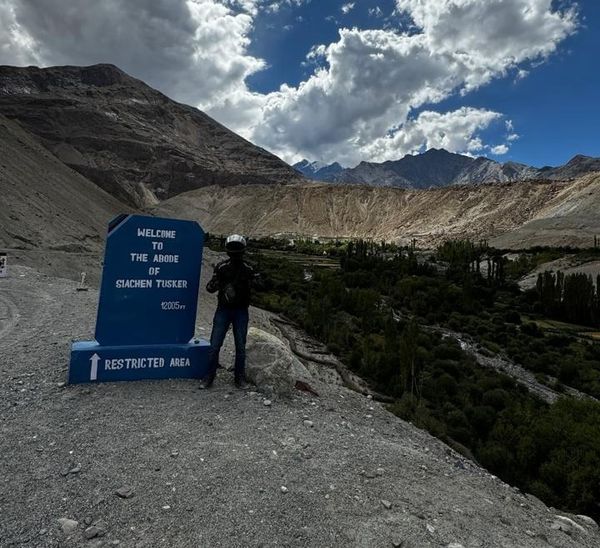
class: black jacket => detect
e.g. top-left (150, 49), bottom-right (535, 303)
top-left (206, 257), bottom-right (260, 309)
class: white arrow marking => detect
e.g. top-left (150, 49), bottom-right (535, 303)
top-left (90, 353), bottom-right (100, 381)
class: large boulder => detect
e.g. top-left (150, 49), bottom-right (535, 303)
top-left (246, 327), bottom-right (317, 398)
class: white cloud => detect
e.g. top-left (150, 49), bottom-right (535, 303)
top-left (363, 108), bottom-right (503, 163)
top-left (0, 0), bottom-right (41, 65)
top-left (341, 3), bottom-right (355, 14)
top-left (491, 144), bottom-right (509, 155)
top-left (262, 0), bottom-right (310, 13)
top-left (250, 0), bottom-right (577, 163)
top-left (395, 0), bottom-right (577, 91)
top-left (0, 0), bottom-right (578, 165)
top-left (369, 7), bottom-right (384, 18)
top-left (0, 0), bottom-right (266, 112)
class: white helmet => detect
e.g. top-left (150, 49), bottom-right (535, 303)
top-left (225, 234), bottom-right (247, 254)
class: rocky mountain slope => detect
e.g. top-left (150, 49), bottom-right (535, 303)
top-left (539, 154), bottom-right (600, 180)
top-left (0, 113), bottom-right (126, 252)
top-left (294, 159), bottom-right (344, 181)
top-left (154, 174), bottom-right (600, 248)
top-left (295, 148), bottom-right (598, 188)
top-left (2, 259), bottom-right (599, 547)
top-left (0, 64), bottom-right (304, 207)
top-left (491, 173), bottom-right (600, 248)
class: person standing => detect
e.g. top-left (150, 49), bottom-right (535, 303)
top-left (200, 234), bottom-right (260, 389)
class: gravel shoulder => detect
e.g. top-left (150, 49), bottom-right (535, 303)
top-left (1, 258), bottom-right (599, 547)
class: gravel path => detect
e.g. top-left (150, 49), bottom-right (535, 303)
top-left (1, 260), bottom-right (599, 547)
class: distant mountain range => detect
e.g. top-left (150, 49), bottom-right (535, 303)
top-left (1, 63), bottom-right (598, 255)
top-left (294, 149), bottom-right (600, 188)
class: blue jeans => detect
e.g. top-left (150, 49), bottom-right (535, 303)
top-left (206, 306), bottom-right (249, 382)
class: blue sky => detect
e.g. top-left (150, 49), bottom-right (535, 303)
top-left (248, 1), bottom-right (410, 93)
top-left (1, 0), bottom-right (596, 167)
top-left (246, 0), bottom-right (600, 167)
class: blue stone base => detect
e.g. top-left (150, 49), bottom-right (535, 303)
top-left (69, 339), bottom-right (210, 384)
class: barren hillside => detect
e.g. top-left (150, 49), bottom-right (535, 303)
top-left (154, 174), bottom-right (600, 248)
top-left (491, 173), bottom-right (600, 248)
top-left (0, 114), bottom-right (127, 252)
top-left (0, 64), bottom-right (304, 207)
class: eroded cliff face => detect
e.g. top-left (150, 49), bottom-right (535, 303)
top-left (0, 64), bottom-right (304, 208)
top-left (154, 173), bottom-right (600, 248)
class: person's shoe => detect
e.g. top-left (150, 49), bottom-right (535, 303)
top-left (234, 378), bottom-right (250, 390)
top-left (198, 377), bottom-right (214, 390)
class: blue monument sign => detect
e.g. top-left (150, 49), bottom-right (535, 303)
top-left (69, 214), bottom-right (210, 384)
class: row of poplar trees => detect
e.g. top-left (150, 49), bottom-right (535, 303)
top-left (536, 270), bottom-right (600, 326)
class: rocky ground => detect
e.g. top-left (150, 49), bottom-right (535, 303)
top-left (1, 251), bottom-right (600, 547)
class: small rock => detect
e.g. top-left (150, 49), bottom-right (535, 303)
top-left (84, 517), bottom-right (93, 525)
top-left (263, 399), bottom-right (272, 407)
top-left (280, 486), bottom-right (288, 494)
top-left (303, 420), bottom-right (314, 428)
top-left (39, 528), bottom-right (47, 535)
top-left (376, 468), bottom-right (384, 476)
top-left (426, 523), bottom-right (435, 534)
top-left (61, 463), bottom-right (82, 476)
top-left (525, 530), bottom-right (535, 537)
top-left (551, 515), bottom-right (586, 535)
top-left (381, 499), bottom-right (392, 510)
top-left (576, 514), bottom-right (598, 528)
top-left (366, 394), bottom-right (373, 400)
top-left (57, 382), bottom-right (66, 388)
top-left (58, 518), bottom-right (78, 535)
top-left (162, 505), bottom-right (171, 510)
top-left (391, 540), bottom-right (403, 548)
top-left (446, 544), bottom-right (464, 548)
top-left (84, 524), bottom-right (106, 539)
top-left (170, 451), bottom-right (179, 458)
top-left (115, 485), bottom-right (134, 499)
